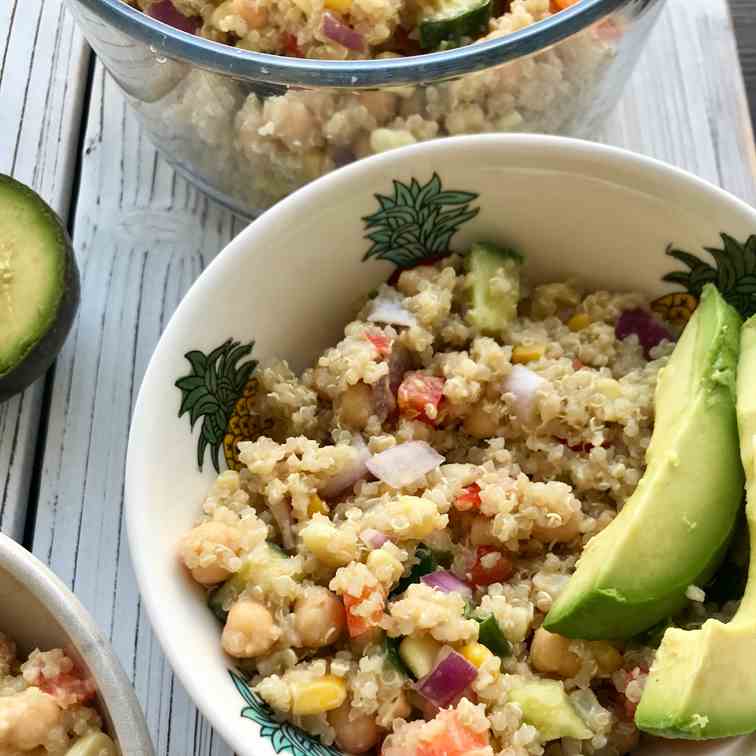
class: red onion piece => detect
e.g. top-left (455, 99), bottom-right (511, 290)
top-left (421, 570), bottom-right (473, 599)
top-left (368, 298), bottom-right (418, 328)
top-left (415, 649), bottom-right (478, 708)
top-left (319, 436), bottom-right (371, 499)
top-left (366, 441), bottom-right (445, 489)
top-left (360, 528), bottom-right (389, 549)
top-left (146, 0), bottom-right (200, 33)
top-left (322, 12), bottom-right (365, 52)
top-left (615, 308), bottom-right (673, 358)
top-left (388, 344), bottom-right (415, 395)
top-left (502, 365), bottom-right (548, 425)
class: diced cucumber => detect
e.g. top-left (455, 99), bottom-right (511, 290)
top-left (207, 542), bottom-right (298, 623)
top-left (508, 679), bottom-right (592, 741)
top-left (418, 0), bottom-right (492, 50)
top-left (464, 242), bottom-right (524, 336)
top-left (399, 635), bottom-right (443, 679)
top-left (385, 635), bottom-right (412, 678)
top-left (476, 615), bottom-right (512, 658)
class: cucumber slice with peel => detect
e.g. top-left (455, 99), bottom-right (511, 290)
top-left (418, 0), bottom-right (492, 50)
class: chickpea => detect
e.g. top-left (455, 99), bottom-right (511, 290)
top-left (0, 688), bottom-right (62, 751)
top-left (530, 513), bottom-right (581, 544)
top-left (463, 402), bottom-right (498, 439)
top-left (222, 599), bottom-right (280, 658)
top-left (328, 703), bottom-right (382, 754)
top-left (377, 691), bottom-right (411, 728)
top-left (469, 515), bottom-right (499, 547)
top-left (336, 383), bottom-right (374, 429)
top-left (233, 0), bottom-right (267, 27)
top-left (180, 521), bottom-right (241, 585)
top-left (294, 586), bottom-right (346, 649)
top-left (530, 627), bottom-right (582, 678)
top-left (588, 641), bottom-right (623, 675)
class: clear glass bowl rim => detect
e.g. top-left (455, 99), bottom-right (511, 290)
top-left (71, 0), bottom-right (634, 88)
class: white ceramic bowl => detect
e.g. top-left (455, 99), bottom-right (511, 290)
top-left (126, 134), bottom-right (756, 756)
top-left (0, 533), bottom-right (154, 755)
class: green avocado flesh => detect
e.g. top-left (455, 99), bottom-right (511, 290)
top-left (544, 284), bottom-right (744, 640)
top-left (635, 313), bottom-right (756, 740)
top-left (0, 176), bottom-right (68, 378)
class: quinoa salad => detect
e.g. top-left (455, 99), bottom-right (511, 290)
top-left (0, 633), bottom-right (118, 755)
top-left (119, 0), bottom-right (622, 211)
top-left (177, 243), bottom-right (725, 755)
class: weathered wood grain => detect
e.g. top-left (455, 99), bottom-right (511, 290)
top-left (0, 0), bottom-right (90, 540)
top-left (32, 60), bottom-right (243, 755)
top-left (731, 0), bottom-right (756, 127)
top-left (24, 0), bottom-right (756, 753)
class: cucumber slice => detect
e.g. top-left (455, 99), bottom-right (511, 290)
top-left (464, 242), bottom-right (524, 336)
top-left (0, 175), bottom-right (79, 401)
top-left (399, 635), bottom-right (443, 679)
top-left (418, 0), bottom-right (492, 50)
top-left (476, 615), bottom-right (512, 658)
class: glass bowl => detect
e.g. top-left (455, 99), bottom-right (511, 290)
top-left (65, 0), bottom-right (664, 217)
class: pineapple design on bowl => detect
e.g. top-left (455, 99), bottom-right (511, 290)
top-left (652, 233), bottom-right (756, 322)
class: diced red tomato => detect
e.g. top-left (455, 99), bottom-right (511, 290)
top-left (468, 546), bottom-right (513, 586)
top-left (454, 483), bottom-right (481, 512)
top-left (551, 0), bottom-right (578, 10)
top-left (415, 710), bottom-right (490, 756)
top-left (397, 372), bottom-right (445, 425)
top-left (573, 358), bottom-right (584, 370)
top-left (366, 332), bottom-right (393, 358)
top-left (282, 32), bottom-right (302, 56)
top-left (343, 587), bottom-right (385, 638)
top-left (36, 671), bottom-right (97, 708)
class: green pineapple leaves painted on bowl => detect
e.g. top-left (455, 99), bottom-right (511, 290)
top-left (175, 339), bottom-right (257, 473)
top-left (230, 671), bottom-right (341, 756)
top-left (363, 173), bottom-right (479, 268)
top-left (662, 233), bottom-right (756, 318)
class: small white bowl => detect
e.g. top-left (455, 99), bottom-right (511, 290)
top-left (0, 533), bottom-right (154, 754)
top-left (126, 134), bottom-right (756, 756)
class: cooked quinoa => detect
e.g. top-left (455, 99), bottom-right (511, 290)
top-left (0, 633), bottom-right (117, 755)
top-left (178, 248), bottom-right (690, 755)
top-left (122, 0), bottom-right (620, 210)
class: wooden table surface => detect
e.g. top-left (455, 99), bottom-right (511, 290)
top-left (2, 0), bottom-right (755, 753)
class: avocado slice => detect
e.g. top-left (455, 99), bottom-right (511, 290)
top-left (0, 175), bottom-right (79, 402)
top-left (464, 242), bottom-right (523, 336)
top-left (544, 284), bottom-right (744, 640)
top-left (635, 312), bottom-right (756, 739)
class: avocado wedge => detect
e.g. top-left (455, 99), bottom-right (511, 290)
top-left (0, 175), bottom-right (79, 402)
top-left (544, 284), bottom-right (744, 640)
top-left (635, 313), bottom-right (756, 739)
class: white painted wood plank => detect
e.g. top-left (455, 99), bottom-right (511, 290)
top-left (0, 0), bottom-right (90, 540)
top-left (32, 61), bottom-right (243, 755)
top-left (31, 0), bottom-right (756, 752)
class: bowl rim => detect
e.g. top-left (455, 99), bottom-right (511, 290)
top-left (0, 532), bottom-right (155, 756)
top-left (126, 133), bottom-right (756, 756)
top-left (68, 0), bottom-right (635, 88)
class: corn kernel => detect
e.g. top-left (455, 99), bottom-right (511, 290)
top-left (567, 312), bottom-right (591, 332)
top-left (308, 494), bottom-right (329, 517)
top-left (325, 0), bottom-right (352, 12)
top-left (290, 675), bottom-right (347, 715)
top-left (460, 642), bottom-right (493, 669)
top-left (512, 344), bottom-right (544, 364)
